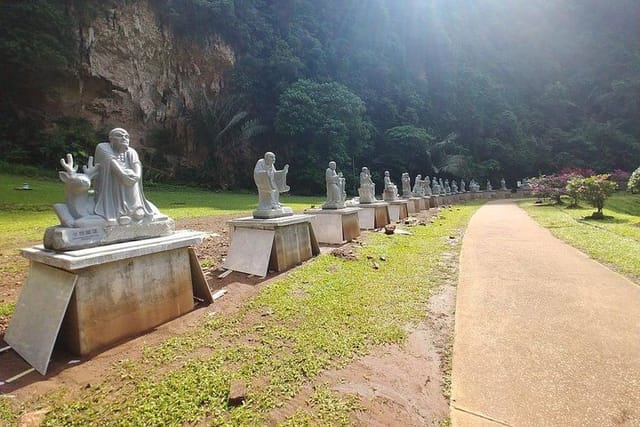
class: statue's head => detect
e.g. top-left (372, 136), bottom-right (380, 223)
top-left (384, 171), bottom-right (390, 176)
top-left (329, 161), bottom-right (336, 169)
top-left (109, 128), bottom-right (130, 152)
top-left (362, 167), bottom-right (369, 173)
top-left (264, 152), bottom-right (275, 165)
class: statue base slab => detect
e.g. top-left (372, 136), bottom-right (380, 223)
top-left (387, 200), bottom-right (409, 222)
top-left (304, 207), bottom-right (361, 244)
top-left (356, 202), bottom-right (390, 230)
top-left (8, 231), bottom-right (207, 373)
top-left (224, 215), bottom-right (320, 276)
top-left (43, 218), bottom-right (175, 251)
top-left (321, 201), bottom-right (346, 210)
top-left (252, 207), bottom-right (294, 219)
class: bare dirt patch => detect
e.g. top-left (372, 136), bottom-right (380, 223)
top-left (0, 207), bottom-right (460, 426)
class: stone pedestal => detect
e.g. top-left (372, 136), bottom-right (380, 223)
top-left (305, 208), bottom-right (361, 244)
top-left (224, 215), bottom-right (320, 277)
top-left (422, 197), bottom-right (431, 210)
top-left (356, 202), bottom-right (390, 230)
top-left (8, 231), bottom-right (206, 371)
top-left (430, 195), bottom-right (440, 207)
top-left (407, 197), bottom-right (420, 214)
top-left (387, 200), bottom-right (409, 222)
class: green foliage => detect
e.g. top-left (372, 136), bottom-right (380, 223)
top-left (276, 79), bottom-right (372, 193)
top-left (566, 174), bottom-right (618, 216)
top-left (628, 166), bottom-right (640, 193)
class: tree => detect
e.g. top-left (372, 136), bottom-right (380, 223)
top-left (566, 174), bottom-right (617, 218)
top-left (275, 79), bottom-right (372, 193)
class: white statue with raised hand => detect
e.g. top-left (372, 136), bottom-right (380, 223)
top-left (253, 151), bottom-right (293, 218)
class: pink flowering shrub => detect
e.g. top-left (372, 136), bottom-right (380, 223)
top-left (609, 169), bottom-right (631, 190)
top-left (566, 174), bottom-right (617, 218)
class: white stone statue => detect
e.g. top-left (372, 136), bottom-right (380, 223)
top-left (444, 179), bottom-right (451, 194)
top-left (486, 180), bottom-right (493, 191)
top-left (253, 151), bottom-right (293, 218)
top-left (412, 174), bottom-right (424, 196)
top-left (322, 161), bottom-right (346, 209)
top-left (401, 172), bottom-right (412, 198)
top-left (460, 179), bottom-right (466, 192)
top-left (500, 178), bottom-right (507, 191)
top-left (432, 177), bottom-right (441, 195)
top-left (383, 171), bottom-right (398, 201)
top-left (423, 176), bottom-right (432, 196)
top-left (439, 178), bottom-right (446, 195)
top-left (94, 128), bottom-right (161, 225)
top-left (470, 179), bottom-right (480, 192)
top-left (451, 180), bottom-right (458, 193)
top-left (358, 167), bottom-right (376, 204)
top-left (46, 128), bottom-right (173, 251)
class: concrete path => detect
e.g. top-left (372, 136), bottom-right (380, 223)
top-left (450, 200), bottom-right (640, 426)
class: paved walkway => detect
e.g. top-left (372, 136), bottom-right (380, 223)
top-left (451, 200), bottom-right (640, 426)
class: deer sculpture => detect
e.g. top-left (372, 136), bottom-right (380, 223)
top-left (53, 154), bottom-right (106, 228)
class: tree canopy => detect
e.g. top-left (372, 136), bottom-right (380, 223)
top-left (1, 0), bottom-right (639, 193)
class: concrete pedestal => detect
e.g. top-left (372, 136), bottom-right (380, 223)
top-left (407, 197), bottom-right (420, 214)
top-left (305, 208), bottom-right (361, 244)
top-left (422, 197), bottom-right (431, 210)
top-left (387, 200), bottom-right (409, 222)
top-left (430, 195), bottom-right (440, 208)
top-left (224, 214), bottom-right (320, 276)
top-left (356, 202), bottom-right (390, 229)
top-left (10, 231), bottom-right (206, 367)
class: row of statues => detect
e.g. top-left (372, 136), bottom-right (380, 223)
top-left (52, 130), bottom-right (510, 234)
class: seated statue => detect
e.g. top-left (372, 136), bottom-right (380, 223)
top-left (412, 174), bottom-right (424, 196)
top-left (358, 167), bottom-right (376, 204)
top-left (46, 128), bottom-right (173, 251)
top-left (322, 161), bottom-right (346, 209)
top-left (444, 179), bottom-right (451, 194)
top-left (486, 180), bottom-right (493, 191)
top-left (383, 171), bottom-right (398, 201)
top-left (451, 180), bottom-right (459, 193)
top-left (401, 172), bottom-right (412, 198)
top-left (253, 151), bottom-right (293, 218)
top-left (94, 128), bottom-right (162, 225)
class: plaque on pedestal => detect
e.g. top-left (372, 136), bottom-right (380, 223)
top-left (224, 214), bottom-right (320, 276)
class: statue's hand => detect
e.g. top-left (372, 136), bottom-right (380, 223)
top-left (283, 164), bottom-right (289, 173)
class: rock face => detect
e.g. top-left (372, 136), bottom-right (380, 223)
top-left (54, 0), bottom-right (235, 161)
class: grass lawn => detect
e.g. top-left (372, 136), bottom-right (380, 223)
top-left (0, 173), bottom-right (323, 248)
top-left (519, 193), bottom-right (640, 282)
top-left (0, 193), bottom-right (483, 425)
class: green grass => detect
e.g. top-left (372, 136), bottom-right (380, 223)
top-left (1, 202), bottom-right (482, 426)
top-left (0, 173), bottom-right (322, 247)
top-left (519, 193), bottom-right (640, 281)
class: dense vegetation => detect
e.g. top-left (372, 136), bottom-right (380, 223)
top-left (1, 0), bottom-right (639, 193)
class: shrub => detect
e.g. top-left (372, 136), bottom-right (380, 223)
top-left (529, 174), bottom-right (566, 203)
top-left (567, 174), bottom-right (617, 218)
top-left (609, 169), bottom-right (631, 190)
top-left (627, 167), bottom-right (640, 194)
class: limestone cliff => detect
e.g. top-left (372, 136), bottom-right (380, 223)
top-left (54, 0), bottom-right (235, 161)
